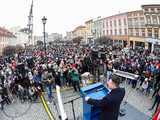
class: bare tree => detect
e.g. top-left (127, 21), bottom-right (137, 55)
top-left (72, 36), bottom-right (83, 45)
top-left (95, 36), bottom-right (112, 45)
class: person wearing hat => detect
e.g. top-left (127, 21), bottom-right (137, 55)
top-left (85, 74), bottom-right (125, 120)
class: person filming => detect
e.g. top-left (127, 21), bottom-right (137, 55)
top-left (85, 74), bottom-right (125, 120)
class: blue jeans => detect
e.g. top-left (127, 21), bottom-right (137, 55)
top-left (46, 85), bottom-right (52, 102)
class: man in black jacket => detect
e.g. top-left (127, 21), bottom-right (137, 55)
top-left (85, 74), bottom-right (125, 120)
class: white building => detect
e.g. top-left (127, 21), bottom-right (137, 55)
top-left (10, 26), bottom-right (29, 46)
top-left (48, 33), bottom-right (63, 42)
top-left (65, 31), bottom-right (74, 41)
top-left (34, 33), bottom-right (63, 44)
top-left (91, 16), bottom-right (103, 39)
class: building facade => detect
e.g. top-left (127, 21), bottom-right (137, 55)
top-left (102, 13), bottom-right (128, 47)
top-left (0, 27), bottom-right (15, 55)
top-left (47, 33), bottom-right (63, 42)
top-left (85, 19), bottom-right (93, 44)
top-left (142, 4), bottom-right (160, 52)
top-left (34, 33), bottom-right (63, 44)
top-left (72, 25), bottom-right (87, 44)
top-left (91, 16), bottom-right (103, 39)
top-left (127, 10), bottom-right (146, 49)
top-left (65, 4), bottom-right (160, 51)
top-left (90, 4), bottom-right (160, 51)
top-left (10, 26), bottom-right (29, 46)
top-left (65, 31), bottom-right (74, 41)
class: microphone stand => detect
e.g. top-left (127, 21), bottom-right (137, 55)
top-left (64, 96), bottom-right (81, 120)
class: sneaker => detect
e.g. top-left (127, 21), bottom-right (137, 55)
top-left (47, 101), bottom-right (51, 104)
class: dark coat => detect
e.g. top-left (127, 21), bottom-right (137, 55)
top-left (87, 88), bottom-right (125, 120)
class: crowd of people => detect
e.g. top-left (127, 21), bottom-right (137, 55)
top-left (0, 44), bottom-right (159, 115)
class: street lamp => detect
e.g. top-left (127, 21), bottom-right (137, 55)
top-left (42, 16), bottom-right (47, 63)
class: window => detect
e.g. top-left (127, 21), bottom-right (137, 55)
top-left (119, 29), bottom-right (122, 35)
top-left (154, 28), bottom-right (159, 39)
top-left (115, 29), bottom-right (117, 35)
top-left (146, 16), bottom-right (151, 24)
top-left (110, 21), bottom-right (112, 27)
top-left (128, 18), bottom-right (132, 27)
top-left (124, 29), bottom-right (127, 35)
top-left (119, 19), bottom-right (121, 26)
top-left (106, 30), bottom-right (108, 35)
top-left (145, 8), bottom-right (148, 12)
top-left (151, 8), bottom-right (155, 12)
top-left (140, 17), bottom-right (145, 26)
top-left (135, 29), bottom-right (139, 36)
top-left (129, 29), bottom-right (133, 36)
top-left (106, 21), bottom-right (108, 27)
top-left (139, 12), bottom-right (143, 16)
top-left (147, 28), bottom-right (152, 37)
top-left (141, 29), bottom-right (145, 37)
top-left (134, 18), bottom-right (138, 26)
top-left (124, 19), bottom-right (127, 25)
top-left (103, 22), bottom-right (105, 28)
top-left (103, 30), bottom-right (105, 35)
top-left (134, 13), bottom-right (137, 16)
top-left (114, 20), bottom-right (117, 27)
top-left (110, 30), bottom-right (112, 35)
top-left (153, 16), bottom-right (158, 24)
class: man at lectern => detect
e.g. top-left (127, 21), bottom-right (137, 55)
top-left (85, 74), bottom-right (125, 120)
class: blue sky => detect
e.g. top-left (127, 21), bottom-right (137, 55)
top-left (0, 0), bottom-right (160, 35)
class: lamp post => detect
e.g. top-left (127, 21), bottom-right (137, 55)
top-left (24, 43), bottom-right (27, 55)
top-left (42, 16), bottom-right (47, 63)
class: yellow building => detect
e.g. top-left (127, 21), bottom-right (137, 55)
top-left (72, 25), bottom-right (87, 44)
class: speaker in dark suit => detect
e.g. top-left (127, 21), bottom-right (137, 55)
top-left (85, 75), bottom-right (125, 120)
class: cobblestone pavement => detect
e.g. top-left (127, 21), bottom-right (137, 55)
top-left (0, 83), bottom-right (154, 120)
